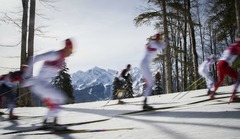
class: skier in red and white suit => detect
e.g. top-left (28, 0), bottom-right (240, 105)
top-left (140, 33), bottom-right (167, 110)
top-left (210, 37), bottom-right (240, 99)
top-left (23, 39), bottom-right (73, 124)
top-left (198, 55), bottom-right (217, 95)
top-left (0, 65), bottom-right (28, 119)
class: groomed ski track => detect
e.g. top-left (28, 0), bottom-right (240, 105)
top-left (0, 85), bottom-right (240, 139)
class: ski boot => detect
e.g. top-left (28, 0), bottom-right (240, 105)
top-left (207, 89), bottom-right (211, 95)
top-left (143, 104), bottom-right (154, 110)
top-left (53, 117), bottom-right (58, 125)
top-left (143, 98), bottom-right (154, 110)
top-left (42, 117), bottom-right (66, 130)
top-left (118, 99), bottom-right (125, 104)
top-left (208, 91), bottom-right (215, 99)
top-left (9, 113), bottom-right (18, 120)
top-left (43, 117), bottom-right (58, 126)
top-left (232, 96), bottom-right (240, 102)
top-left (230, 91), bottom-right (240, 102)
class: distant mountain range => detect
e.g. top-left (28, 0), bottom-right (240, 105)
top-left (71, 66), bottom-right (144, 103)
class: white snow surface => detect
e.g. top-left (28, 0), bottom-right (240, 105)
top-left (1, 85), bottom-right (240, 139)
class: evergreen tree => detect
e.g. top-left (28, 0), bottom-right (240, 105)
top-left (112, 77), bottom-right (124, 100)
top-left (52, 62), bottom-right (74, 104)
top-left (152, 72), bottom-right (163, 95)
top-left (206, 0), bottom-right (236, 44)
top-left (112, 74), bottom-right (134, 100)
top-left (124, 74), bottom-right (134, 98)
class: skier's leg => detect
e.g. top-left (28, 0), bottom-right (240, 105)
top-left (7, 90), bottom-right (17, 119)
top-left (144, 78), bottom-right (154, 98)
top-left (31, 80), bottom-right (66, 123)
top-left (205, 74), bottom-right (215, 94)
top-left (213, 62), bottom-right (226, 92)
top-left (42, 98), bottom-right (61, 124)
top-left (140, 61), bottom-right (154, 110)
top-left (224, 67), bottom-right (240, 102)
top-left (31, 80), bottom-right (66, 105)
top-left (0, 85), bottom-right (17, 119)
top-left (140, 61), bottom-right (153, 98)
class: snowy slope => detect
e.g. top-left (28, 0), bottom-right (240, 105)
top-left (1, 85), bottom-right (240, 139)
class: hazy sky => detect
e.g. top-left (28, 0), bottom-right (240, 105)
top-left (0, 0), bottom-right (156, 75)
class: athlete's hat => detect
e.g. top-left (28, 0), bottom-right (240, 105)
top-left (65, 39), bottom-right (73, 49)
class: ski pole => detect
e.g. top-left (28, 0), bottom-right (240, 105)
top-left (0, 86), bottom-right (19, 97)
top-left (103, 89), bottom-right (124, 107)
top-left (177, 79), bottom-right (206, 100)
top-left (14, 90), bottom-right (31, 101)
top-left (172, 77), bottom-right (203, 100)
top-left (103, 87), bottom-right (127, 107)
top-left (1, 91), bottom-right (31, 114)
top-left (103, 97), bottom-right (112, 107)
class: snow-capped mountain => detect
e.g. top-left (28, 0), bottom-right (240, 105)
top-left (71, 66), bottom-right (117, 90)
top-left (71, 66), bottom-right (144, 103)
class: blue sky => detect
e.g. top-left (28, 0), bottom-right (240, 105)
top-left (0, 0), bottom-right (156, 75)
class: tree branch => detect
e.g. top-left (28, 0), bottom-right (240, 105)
top-left (0, 41), bottom-right (21, 47)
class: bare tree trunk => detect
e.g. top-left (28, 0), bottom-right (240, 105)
top-left (24, 0), bottom-right (36, 107)
top-left (175, 31), bottom-right (181, 92)
top-left (28, 0), bottom-right (36, 69)
top-left (162, 0), bottom-right (172, 93)
top-left (18, 0), bottom-right (29, 107)
top-left (174, 45), bottom-right (179, 92)
top-left (183, 2), bottom-right (188, 91)
top-left (235, 0), bottom-right (240, 31)
top-left (169, 18), bottom-right (180, 92)
top-left (208, 25), bottom-right (218, 86)
top-left (196, 1), bottom-right (205, 61)
top-left (21, 0), bottom-right (29, 65)
top-left (19, 0), bottom-right (36, 107)
top-left (187, 0), bottom-right (199, 88)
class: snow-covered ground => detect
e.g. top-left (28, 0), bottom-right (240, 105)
top-left (1, 85), bottom-right (240, 139)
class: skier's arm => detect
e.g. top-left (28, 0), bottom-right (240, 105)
top-left (2, 76), bottom-right (18, 88)
top-left (4, 81), bottom-right (18, 88)
top-left (24, 51), bottom-right (59, 78)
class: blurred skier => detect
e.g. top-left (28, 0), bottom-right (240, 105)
top-left (114, 64), bottom-right (132, 104)
top-left (210, 34), bottom-right (240, 100)
top-left (140, 33), bottom-right (167, 110)
top-left (23, 39), bottom-right (73, 125)
top-left (198, 55), bottom-right (217, 95)
top-left (0, 65), bottom-right (27, 119)
top-left (119, 64), bottom-right (131, 81)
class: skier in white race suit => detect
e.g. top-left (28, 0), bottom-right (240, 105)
top-left (140, 33), bottom-right (167, 110)
top-left (23, 39), bottom-right (73, 124)
top-left (198, 55), bottom-right (217, 95)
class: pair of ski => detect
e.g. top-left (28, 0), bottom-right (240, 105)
top-left (1, 97), bottom-right (215, 135)
top-left (192, 91), bottom-right (240, 104)
top-left (119, 95), bottom-right (232, 116)
top-left (2, 93), bottom-right (238, 135)
top-left (2, 118), bottom-right (110, 135)
top-left (1, 115), bottom-right (43, 122)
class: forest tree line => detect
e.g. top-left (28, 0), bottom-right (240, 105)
top-left (134, 0), bottom-right (240, 93)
